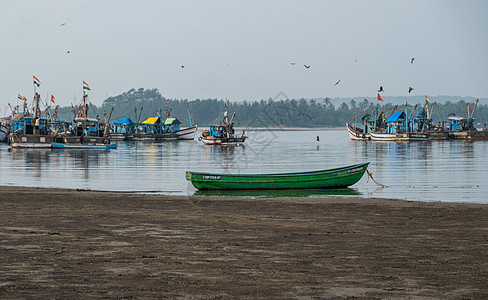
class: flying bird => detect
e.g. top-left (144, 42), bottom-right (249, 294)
top-left (411, 57), bottom-right (415, 64)
top-left (408, 87), bottom-right (414, 93)
top-left (334, 79), bottom-right (341, 86)
top-left (60, 23), bottom-right (66, 26)
top-left (181, 65), bottom-right (185, 68)
top-left (299, 113), bottom-right (312, 120)
top-left (355, 58), bottom-right (358, 62)
top-left (304, 65), bottom-right (310, 69)
top-left (67, 50), bottom-right (70, 54)
top-left (378, 86), bottom-right (384, 92)
top-left (290, 62), bottom-right (296, 65)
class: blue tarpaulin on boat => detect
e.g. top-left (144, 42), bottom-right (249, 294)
top-left (416, 108), bottom-right (427, 118)
top-left (385, 111), bottom-right (406, 123)
top-left (114, 117), bottom-right (133, 125)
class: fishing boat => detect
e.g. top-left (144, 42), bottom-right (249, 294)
top-left (370, 111), bottom-right (410, 141)
top-left (8, 92), bottom-right (56, 148)
top-left (186, 162), bottom-right (369, 190)
top-left (175, 125), bottom-right (198, 140)
top-left (199, 112), bottom-right (246, 145)
top-left (409, 102), bottom-right (449, 140)
top-left (346, 123), bottom-right (370, 140)
top-left (447, 115), bottom-right (488, 140)
top-left (111, 117), bottom-right (135, 141)
top-left (175, 100), bottom-right (198, 140)
top-left (155, 116), bottom-right (197, 141)
top-left (155, 100), bottom-right (198, 141)
top-left (447, 99), bottom-right (488, 140)
top-left (55, 87), bottom-right (115, 148)
top-left (130, 116), bottom-right (158, 141)
top-left (346, 109), bottom-right (374, 141)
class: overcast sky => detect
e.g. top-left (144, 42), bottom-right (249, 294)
top-left (1, 0), bottom-right (487, 108)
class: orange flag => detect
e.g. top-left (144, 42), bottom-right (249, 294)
top-left (51, 95), bottom-right (55, 103)
top-left (377, 93), bottom-right (383, 102)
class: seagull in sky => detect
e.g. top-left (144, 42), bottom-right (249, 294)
top-left (411, 57), bottom-right (415, 64)
top-left (60, 23), bottom-right (66, 26)
top-left (378, 86), bottom-right (384, 92)
top-left (290, 62), bottom-right (296, 65)
top-left (67, 50), bottom-right (70, 54)
top-left (304, 65), bottom-right (310, 69)
top-left (299, 113), bottom-right (312, 120)
top-left (408, 87), bottom-right (414, 93)
top-left (181, 65), bottom-right (185, 68)
top-left (334, 79), bottom-right (341, 86)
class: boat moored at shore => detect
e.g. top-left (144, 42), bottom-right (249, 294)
top-left (186, 162), bottom-right (369, 190)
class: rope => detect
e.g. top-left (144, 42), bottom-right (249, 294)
top-left (366, 169), bottom-right (387, 188)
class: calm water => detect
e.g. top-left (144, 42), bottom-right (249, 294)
top-left (1, 129), bottom-right (487, 203)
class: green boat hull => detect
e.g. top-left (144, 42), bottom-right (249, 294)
top-left (186, 162), bottom-right (369, 190)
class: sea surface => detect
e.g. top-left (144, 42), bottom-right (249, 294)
top-left (1, 129), bottom-right (487, 203)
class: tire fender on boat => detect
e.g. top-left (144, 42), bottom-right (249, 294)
top-left (198, 136), bottom-right (202, 141)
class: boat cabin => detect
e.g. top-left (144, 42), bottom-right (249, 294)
top-left (409, 108), bottom-right (429, 132)
top-left (163, 117), bottom-right (181, 133)
top-left (448, 116), bottom-right (474, 132)
top-left (206, 124), bottom-right (235, 138)
top-left (73, 117), bottom-right (105, 137)
top-left (139, 117), bottom-right (161, 134)
top-left (10, 114), bottom-right (51, 135)
top-left (113, 117), bottom-right (135, 134)
top-left (383, 111), bottom-right (407, 134)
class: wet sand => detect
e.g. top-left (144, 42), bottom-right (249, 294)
top-left (1, 186), bottom-right (487, 299)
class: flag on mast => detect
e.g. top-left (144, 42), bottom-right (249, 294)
top-left (33, 75), bottom-right (41, 87)
top-left (51, 95), bottom-right (55, 103)
top-left (377, 93), bottom-right (383, 102)
top-left (18, 94), bottom-right (23, 100)
top-left (425, 95), bottom-right (430, 103)
top-left (83, 81), bottom-right (90, 91)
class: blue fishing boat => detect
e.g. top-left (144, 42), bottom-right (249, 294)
top-left (111, 117), bottom-right (136, 141)
top-left (199, 112), bottom-right (246, 145)
top-left (447, 99), bottom-right (488, 140)
top-left (8, 92), bottom-right (56, 148)
top-left (55, 86), bottom-right (115, 149)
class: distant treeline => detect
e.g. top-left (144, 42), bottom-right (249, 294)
top-left (57, 88), bottom-right (488, 127)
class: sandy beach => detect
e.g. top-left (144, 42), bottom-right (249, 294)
top-left (1, 186), bottom-right (487, 299)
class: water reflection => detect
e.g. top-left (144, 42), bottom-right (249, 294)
top-left (194, 188), bottom-right (361, 198)
top-left (8, 148), bottom-right (52, 179)
top-left (51, 149), bottom-right (110, 180)
top-left (200, 145), bottom-right (248, 173)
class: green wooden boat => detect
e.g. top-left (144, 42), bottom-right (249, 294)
top-left (186, 162), bottom-right (369, 190)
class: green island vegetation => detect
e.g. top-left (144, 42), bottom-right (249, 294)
top-left (57, 88), bottom-right (488, 128)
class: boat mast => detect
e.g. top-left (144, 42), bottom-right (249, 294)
top-left (83, 91), bottom-right (88, 136)
top-left (33, 92), bottom-right (40, 119)
top-left (186, 99), bottom-right (193, 127)
top-left (470, 99), bottom-right (479, 119)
